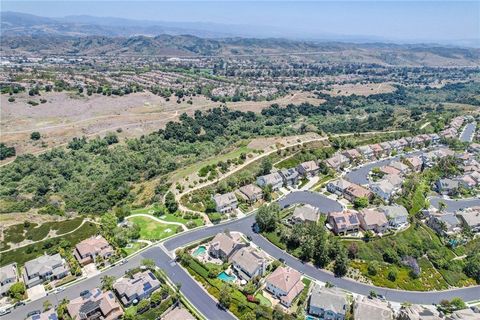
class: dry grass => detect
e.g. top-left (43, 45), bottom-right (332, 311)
top-left (323, 82), bottom-right (396, 96)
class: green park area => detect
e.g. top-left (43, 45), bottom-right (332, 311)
top-left (129, 216), bottom-right (181, 241)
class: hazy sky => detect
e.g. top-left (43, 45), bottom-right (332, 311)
top-left (2, 1), bottom-right (479, 42)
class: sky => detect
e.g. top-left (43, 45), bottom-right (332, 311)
top-left (2, 1), bottom-right (479, 43)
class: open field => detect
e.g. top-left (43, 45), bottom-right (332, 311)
top-left (323, 82), bottom-right (396, 96)
top-left (0, 90), bottom-right (325, 159)
top-left (129, 216), bottom-right (181, 240)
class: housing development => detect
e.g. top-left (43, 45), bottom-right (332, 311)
top-left (0, 3), bottom-right (480, 320)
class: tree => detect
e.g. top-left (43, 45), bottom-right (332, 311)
top-left (333, 247), bottom-right (349, 277)
top-left (100, 212), bottom-right (118, 236)
top-left (347, 243), bottom-right (359, 259)
top-left (137, 298), bottom-right (150, 312)
top-left (57, 298), bottom-right (70, 319)
top-left (43, 300), bottom-right (52, 311)
top-left (464, 253), bottom-right (480, 283)
top-left (8, 282), bottom-right (26, 300)
top-left (255, 203), bottom-right (280, 232)
top-left (141, 258), bottom-right (156, 270)
top-left (353, 197), bottom-right (369, 209)
top-left (101, 275), bottom-right (115, 291)
top-left (241, 311), bottom-right (256, 320)
top-left (165, 191), bottom-right (178, 213)
top-left (114, 206), bottom-right (129, 222)
top-left (438, 200), bottom-right (447, 212)
top-left (30, 131), bottom-right (41, 140)
top-left (150, 291), bottom-right (162, 306)
top-left (387, 267), bottom-right (398, 281)
top-left (260, 158), bottom-right (272, 175)
top-left (218, 283), bottom-right (232, 309)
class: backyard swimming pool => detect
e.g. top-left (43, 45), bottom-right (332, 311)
top-left (218, 271), bottom-right (237, 282)
top-left (192, 245), bottom-right (207, 257)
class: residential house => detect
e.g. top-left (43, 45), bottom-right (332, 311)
top-left (379, 142), bottom-right (393, 155)
top-left (429, 133), bottom-right (441, 145)
top-left (370, 180), bottom-right (396, 202)
top-left (404, 156), bottom-right (423, 172)
top-left (328, 210), bottom-right (360, 235)
top-left (342, 149), bottom-right (362, 162)
top-left (208, 232), bottom-right (245, 261)
top-left (357, 208), bottom-right (389, 233)
top-left (356, 145), bottom-right (374, 160)
top-left (379, 205), bottom-right (409, 228)
top-left (384, 174), bottom-right (403, 189)
top-left (0, 263), bottom-right (18, 296)
top-left (296, 160), bottom-right (320, 178)
top-left (389, 161), bottom-right (410, 174)
top-left (74, 235), bottom-right (114, 266)
top-left (67, 288), bottom-right (123, 320)
top-left (353, 296), bottom-right (393, 320)
top-left (279, 168), bottom-right (300, 187)
top-left (256, 172), bottom-right (284, 191)
top-left (291, 204), bottom-right (320, 224)
top-left (398, 304), bottom-right (441, 320)
top-left (369, 144), bottom-right (384, 158)
top-left (397, 138), bottom-right (409, 149)
top-left (213, 192), bottom-right (238, 213)
top-left (113, 270), bottom-right (161, 306)
top-left (25, 310), bottom-right (58, 320)
top-left (308, 284), bottom-right (348, 320)
top-left (23, 253), bottom-right (69, 288)
top-left (456, 175), bottom-right (478, 189)
top-left (326, 179), bottom-right (352, 196)
top-left (344, 184), bottom-right (373, 202)
top-left (469, 142), bottom-right (480, 153)
top-left (265, 266), bottom-right (304, 307)
top-left (468, 170), bottom-right (480, 183)
top-left (378, 165), bottom-right (401, 176)
top-left (161, 307), bottom-right (195, 320)
top-left (325, 154), bottom-right (349, 171)
top-left (238, 184), bottom-right (263, 204)
top-left (435, 178), bottom-right (459, 195)
top-left (389, 140), bottom-right (401, 151)
top-left (427, 213), bottom-right (462, 236)
top-left (229, 247), bottom-right (267, 281)
top-left (457, 207), bottom-right (480, 232)
top-left (445, 308), bottom-right (480, 320)
top-left (411, 136), bottom-right (425, 147)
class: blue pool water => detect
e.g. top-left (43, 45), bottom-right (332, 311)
top-left (192, 246), bottom-right (206, 257)
top-left (305, 316), bottom-right (319, 320)
top-left (217, 271), bottom-right (236, 282)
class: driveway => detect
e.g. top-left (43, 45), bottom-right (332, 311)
top-left (277, 190), bottom-right (343, 213)
top-left (429, 197), bottom-right (480, 213)
top-left (459, 122), bottom-right (476, 142)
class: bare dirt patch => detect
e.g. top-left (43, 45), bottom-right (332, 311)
top-left (323, 82), bottom-right (396, 96)
top-left (1, 91), bottom-right (325, 159)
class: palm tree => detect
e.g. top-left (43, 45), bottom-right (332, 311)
top-left (101, 275), bottom-right (115, 291)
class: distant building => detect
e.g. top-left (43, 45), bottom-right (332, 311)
top-left (265, 266), bottom-right (304, 307)
top-left (238, 184), bottom-right (263, 204)
top-left (161, 307), bottom-right (195, 320)
top-left (308, 284), bottom-right (348, 320)
top-left (435, 178), bottom-right (459, 195)
top-left (74, 235), bottom-right (114, 266)
top-left (114, 270), bottom-right (161, 306)
top-left (23, 253), bottom-right (69, 288)
top-left (369, 144), bottom-right (384, 158)
top-left (229, 247), bottom-right (267, 281)
top-left (358, 208), bottom-right (389, 233)
top-left (457, 206), bottom-right (480, 233)
top-left (342, 149), bottom-right (362, 161)
top-left (291, 204), bottom-right (320, 224)
top-left (356, 145), bottom-right (374, 160)
top-left (325, 154), bottom-right (349, 171)
top-left (344, 184), bottom-right (373, 202)
top-left (67, 288), bottom-right (124, 320)
top-left (279, 168), bottom-right (300, 187)
top-left (353, 296), bottom-right (393, 320)
top-left (0, 263), bottom-right (18, 296)
top-left (389, 161), bottom-right (410, 174)
top-left (327, 179), bottom-right (352, 196)
top-left (296, 160), bottom-right (320, 178)
top-left (208, 232), bottom-right (245, 261)
top-left (256, 172), bottom-right (283, 191)
top-left (370, 180), bottom-right (396, 202)
top-left (398, 304), bottom-right (441, 320)
top-left (213, 192), bottom-right (238, 213)
top-left (379, 205), bottom-right (409, 228)
top-left (404, 156), bottom-right (423, 172)
top-left (427, 213), bottom-right (462, 236)
top-left (328, 210), bottom-right (360, 235)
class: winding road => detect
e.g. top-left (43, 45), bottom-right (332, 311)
top-left (6, 191), bottom-right (480, 320)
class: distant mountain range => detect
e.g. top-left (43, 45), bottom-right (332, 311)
top-left (1, 11), bottom-right (479, 67)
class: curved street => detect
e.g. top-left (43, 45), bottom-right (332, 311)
top-left (429, 197), bottom-right (480, 213)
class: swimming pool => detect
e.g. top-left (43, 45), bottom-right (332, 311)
top-left (305, 316), bottom-right (319, 320)
top-left (192, 246), bottom-right (207, 257)
top-left (217, 271), bottom-right (237, 282)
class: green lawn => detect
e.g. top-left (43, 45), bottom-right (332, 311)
top-left (129, 216), bottom-right (181, 240)
top-left (255, 292), bottom-right (272, 307)
top-left (0, 222), bottom-right (99, 267)
top-left (122, 242), bottom-right (148, 256)
top-left (131, 207), bottom-right (204, 227)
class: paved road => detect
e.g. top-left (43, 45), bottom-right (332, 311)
top-left (344, 150), bottom-right (428, 185)
top-left (459, 122), bottom-right (477, 142)
top-left (278, 190), bottom-right (343, 213)
top-left (429, 197), bottom-right (480, 213)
